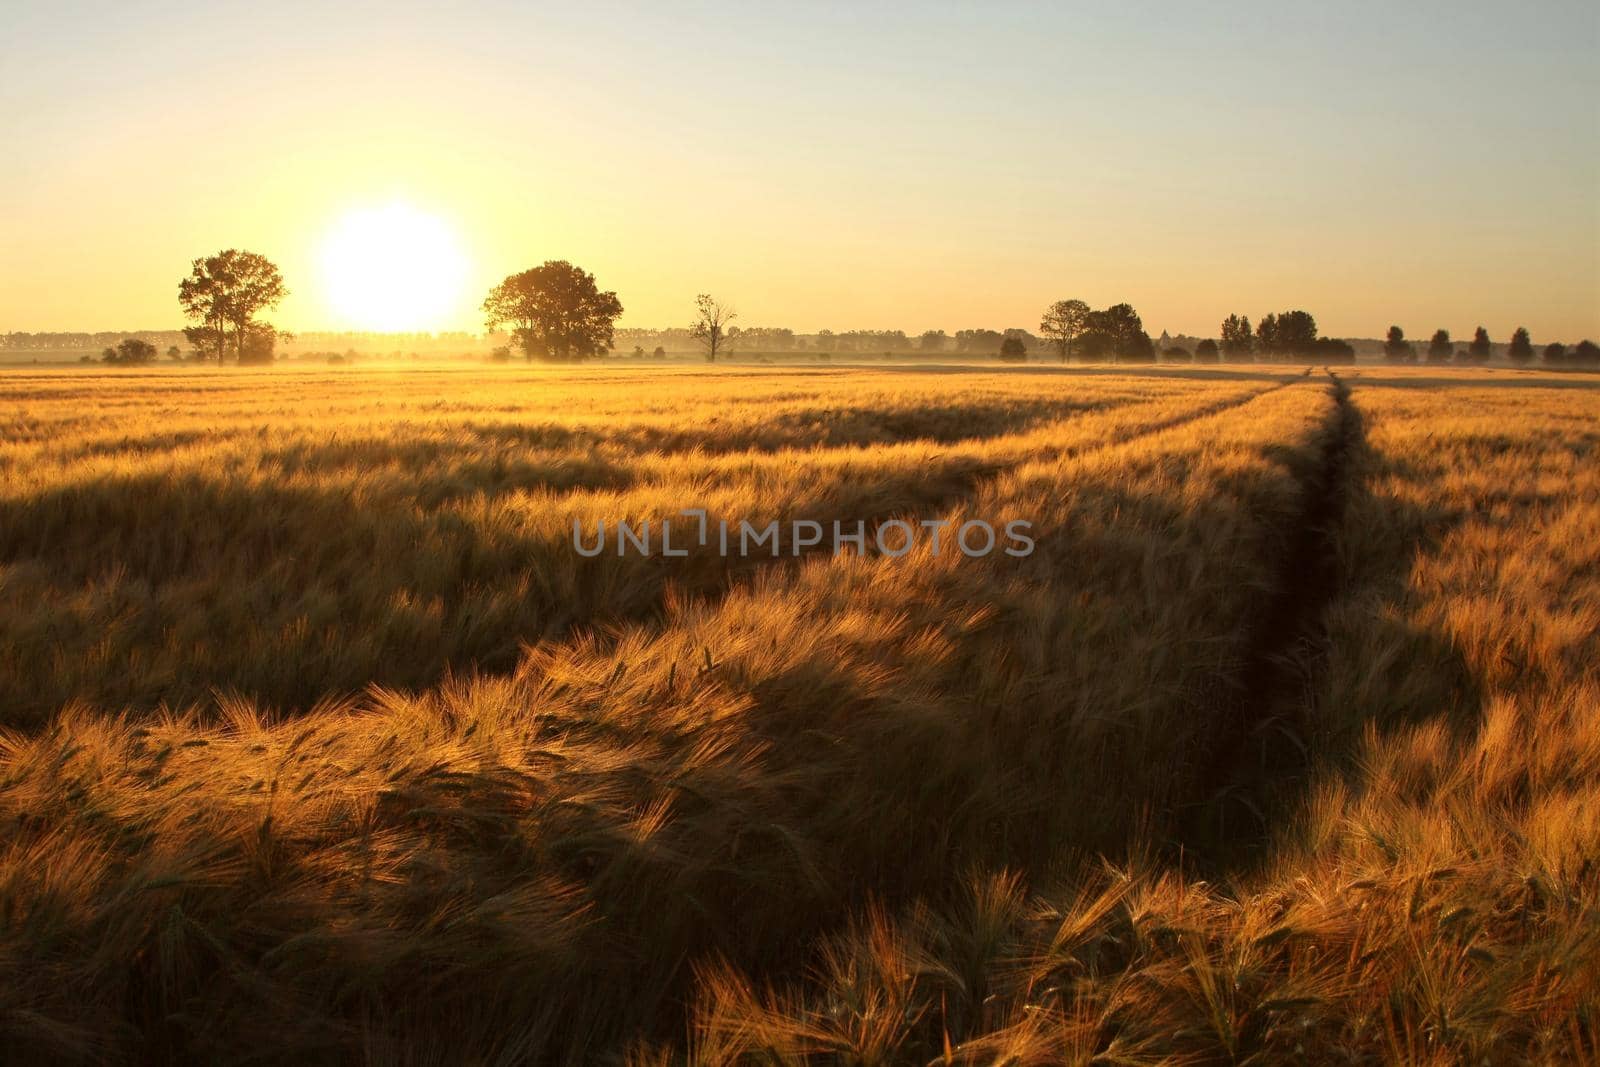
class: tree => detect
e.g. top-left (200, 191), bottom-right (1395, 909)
top-left (1384, 325), bottom-right (1415, 362)
top-left (1543, 342), bottom-right (1567, 366)
top-left (955, 329), bottom-right (1003, 353)
top-left (1427, 329), bottom-right (1453, 363)
top-left (1312, 338), bottom-right (1356, 364)
top-left (1162, 346), bottom-right (1192, 363)
top-left (1080, 303), bottom-right (1153, 362)
top-left (1194, 338), bottom-right (1220, 363)
top-left (1039, 299), bottom-right (1090, 362)
top-left (1219, 314), bottom-right (1253, 359)
top-left (482, 261), bottom-right (623, 362)
top-left (165, 344), bottom-right (182, 362)
top-left (101, 338), bottom-right (157, 366)
top-left (689, 294), bottom-right (736, 363)
top-left (1256, 310), bottom-right (1318, 358)
top-left (238, 324), bottom-right (278, 365)
top-left (178, 249), bottom-right (286, 367)
top-left (1465, 326), bottom-right (1491, 363)
top-left (1575, 340), bottom-right (1600, 367)
top-left (1507, 327), bottom-right (1533, 364)
top-left (998, 336), bottom-right (1027, 362)
top-left (919, 329), bottom-right (947, 352)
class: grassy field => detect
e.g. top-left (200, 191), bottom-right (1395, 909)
top-left (0, 363), bottom-right (1595, 1064)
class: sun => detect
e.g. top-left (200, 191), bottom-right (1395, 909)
top-left (318, 202), bottom-right (469, 331)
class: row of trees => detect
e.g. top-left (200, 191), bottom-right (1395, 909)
top-left (1033, 303), bottom-right (1355, 364)
top-left (154, 251), bottom-right (1600, 370)
top-left (1381, 325), bottom-right (1599, 367)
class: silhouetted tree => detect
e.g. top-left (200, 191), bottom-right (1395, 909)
top-left (1575, 340), bottom-right (1600, 367)
top-left (1427, 329), bottom-right (1453, 363)
top-left (1162, 346), bottom-right (1192, 362)
top-left (955, 329), bottom-right (1003, 353)
top-left (1311, 337), bottom-right (1356, 364)
top-left (1002, 328), bottom-right (1035, 353)
top-left (1384, 325), bottom-right (1415, 362)
top-left (100, 338), bottom-right (157, 366)
top-left (178, 249), bottom-right (286, 366)
top-left (1194, 338), bottom-right (1220, 363)
top-left (1220, 314), bottom-right (1253, 360)
top-left (998, 336), bottom-right (1027, 362)
top-left (1507, 327), bottom-right (1534, 364)
top-left (482, 261), bottom-right (623, 362)
top-left (1039, 298), bottom-right (1090, 362)
top-left (1256, 310), bottom-right (1318, 359)
top-left (238, 324), bottom-right (278, 365)
top-left (688, 294), bottom-right (735, 363)
top-left (1080, 303), bottom-right (1154, 362)
top-left (919, 329), bottom-right (947, 352)
top-left (1462, 326), bottom-right (1491, 364)
top-left (652, 345), bottom-right (666, 359)
top-left (1543, 342), bottom-right (1567, 365)
top-left (165, 344), bottom-right (182, 362)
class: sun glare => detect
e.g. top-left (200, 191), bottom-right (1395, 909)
top-left (318, 202), bottom-right (468, 331)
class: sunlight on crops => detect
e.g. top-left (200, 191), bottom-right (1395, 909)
top-left (0, 363), bottom-right (1595, 1062)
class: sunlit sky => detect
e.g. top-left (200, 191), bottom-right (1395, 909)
top-left (2, 0), bottom-right (1597, 340)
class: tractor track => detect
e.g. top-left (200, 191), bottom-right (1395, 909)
top-left (1178, 370), bottom-right (1361, 868)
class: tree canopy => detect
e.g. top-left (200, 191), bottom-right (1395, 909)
top-left (483, 261), bottom-right (623, 361)
top-left (100, 338), bottom-right (157, 366)
top-left (1508, 327), bottom-right (1534, 364)
top-left (1427, 329), bottom-right (1453, 363)
top-left (177, 250), bottom-right (286, 366)
top-left (1220, 314), bottom-right (1253, 359)
top-left (1255, 310), bottom-right (1318, 358)
top-left (1384, 326), bottom-right (1416, 362)
top-left (1080, 303), bottom-right (1154, 362)
top-left (1039, 299), bottom-right (1090, 362)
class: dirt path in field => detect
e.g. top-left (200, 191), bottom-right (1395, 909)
top-left (1178, 370), bottom-right (1361, 868)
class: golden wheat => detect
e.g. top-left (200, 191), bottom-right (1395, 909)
top-left (0, 363), bottom-right (1593, 1063)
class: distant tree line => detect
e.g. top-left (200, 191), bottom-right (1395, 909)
top-left (20, 251), bottom-right (1600, 370)
top-left (1379, 324), bottom-right (1599, 368)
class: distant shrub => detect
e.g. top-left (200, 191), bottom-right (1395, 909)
top-left (237, 326), bottom-right (278, 365)
top-left (326, 353), bottom-right (346, 365)
top-left (1193, 339), bottom-right (1219, 363)
top-left (1162, 346), bottom-right (1192, 363)
top-left (100, 338), bottom-right (157, 366)
top-left (998, 337), bottom-right (1027, 362)
top-left (489, 345), bottom-right (512, 363)
top-left (1311, 337), bottom-right (1356, 364)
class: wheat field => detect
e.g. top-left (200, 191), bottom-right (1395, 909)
top-left (1, 363), bottom-right (1595, 1064)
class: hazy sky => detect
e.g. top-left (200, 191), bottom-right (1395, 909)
top-left (3, 0), bottom-right (1597, 339)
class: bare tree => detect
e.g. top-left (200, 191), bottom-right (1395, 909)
top-left (690, 294), bottom-right (736, 363)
